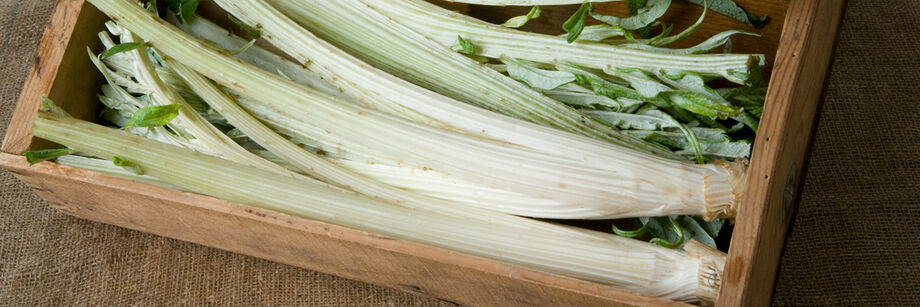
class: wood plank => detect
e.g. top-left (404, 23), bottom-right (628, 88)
top-left (0, 153), bottom-right (686, 307)
top-left (718, 1), bottom-right (847, 306)
top-left (1, 0), bottom-right (104, 154)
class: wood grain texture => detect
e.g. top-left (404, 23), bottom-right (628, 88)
top-left (0, 153), bottom-right (685, 307)
top-left (1, 0), bottom-right (104, 155)
top-left (719, 1), bottom-right (847, 306)
top-left (0, 0), bottom-right (845, 305)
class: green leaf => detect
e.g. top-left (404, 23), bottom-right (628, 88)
top-left (21, 148), bottom-right (73, 165)
top-left (628, 0), bottom-right (648, 16)
top-left (145, 0), bottom-right (158, 15)
top-left (502, 6), bottom-right (541, 28)
top-left (100, 42), bottom-right (148, 60)
top-left (562, 3), bottom-right (591, 43)
top-left (667, 72), bottom-right (732, 104)
top-left (584, 109), bottom-right (681, 131)
top-left (453, 35), bottom-right (476, 55)
top-left (668, 90), bottom-right (740, 118)
top-left (725, 83), bottom-right (767, 106)
top-left (651, 0), bottom-right (707, 46)
top-left (228, 14), bottom-right (261, 39)
top-left (124, 104), bottom-right (181, 129)
top-left (676, 216), bottom-right (724, 248)
top-left (747, 106), bottom-right (763, 118)
top-left (113, 156), bottom-right (144, 175)
top-left (590, 0), bottom-right (671, 30)
top-left (165, 0), bottom-right (200, 24)
top-left (558, 63), bottom-right (669, 107)
top-left (620, 30), bottom-right (758, 55)
top-left (640, 216), bottom-right (686, 248)
top-left (693, 216), bottom-right (725, 238)
top-left (682, 0), bottom-right (768, 29)
top-left (40, 95), bottom-right (70, 117)
top-left (630, 216), bottom-right (723, 249)
top-left (567, 25), bottom-right (629, 42)
top-left (503, 57), bottom-right (575, 90)
top-left (612, 221), bottom-right (648, 238)
top-left (625, 128), bottom-right (750, 159)
top-left (607, 68), bottom-right (672, 99)
top-left (677, 140), bottom-right (750, 159)
top-left (731, 110), bottom-right (759, 132)
top-left (543, 84), bottom-right (635, 111)
top-left (691, 127), bottom-right (732, 141)
top-left (657, 72), bottom-right (742, 118)
top-left (675, 122), bottom-right (705, 163)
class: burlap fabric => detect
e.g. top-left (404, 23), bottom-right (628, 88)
top-left (0, 0), bottom-right (916, 306)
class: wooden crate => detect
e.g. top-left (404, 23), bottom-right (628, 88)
top-left (0, 0), bottom-right (846, 306)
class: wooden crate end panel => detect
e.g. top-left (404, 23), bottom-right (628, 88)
top-left (718, 1), bottom-right (847, 306)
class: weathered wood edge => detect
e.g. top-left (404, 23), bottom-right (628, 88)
top-left (1, 0), bottom-right (85, 154)
top-left (0, 153), bottom-right (687, 307)
top-left (718, 1), bottom-right (847, 306)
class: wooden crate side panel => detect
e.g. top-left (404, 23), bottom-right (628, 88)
top-left (1, 0), bottom-right (104, 154)
top-left (719, 1), bottom-right (846, 306)
top-left (1, 153), bottom-right (685, 307)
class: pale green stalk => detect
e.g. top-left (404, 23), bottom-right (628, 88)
top-left (31, 112), bottom-right (723, 302)
top-left (265, 0), bottom-right (677, 158)
top-left (178, 16), bottom-right (349, 101)
top-left (106, 23), bottom-right (290, 175)
top-left (86, 0), bottom-right (742, 220)
top-left (55, 155), bottom-right (188, 191)
top-left (368, 0), bottom-right (758, 83)
top-left (165, 57), bottom-right (602, 237)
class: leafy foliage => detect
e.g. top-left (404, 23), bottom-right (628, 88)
top-left (164, 0), bottom-right (200, 24)
top-left (100, 42), bottom-right (148, 60)
top-left (124, 104), bottom-right (181, 129)
top-left (502, 6), bottom-right (542, 28)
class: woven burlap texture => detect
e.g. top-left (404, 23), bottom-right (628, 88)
top-left (1, 0), bottom-right (917, 306)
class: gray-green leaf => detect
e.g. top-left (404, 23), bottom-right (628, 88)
top-left (503, 57), bottom-right (575, 90)
top-left (677, 216), bottom-right (724, 248)
top-left (682, 0), bottom-right (767, 29)
top-left (606, 68), bottom-right (672, 98)
top-left (677, 140), bottom-right (751, 159)
top-left (562, 3), bottom-right (591, 43)
top-left (563, 25), bottom-right (629, 42)
top-left (584, 109), bottom-right (680, 130)
top-left (651, 0), bottom-right (707, 46)
top-left (502, 6), bottom-right (541, 28)
top-left (544, 84), bottom-right (634, 111)
top-left (558, 63), bottom-right (670, 107)
top-left (591, 0), bottom-right (672, 30)
top-left (621, 30), bottom-right (758, 54)
top-left (630, 216), bottom-right (723, 249)
top-left (100, 42), bottom-right (147, 60)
